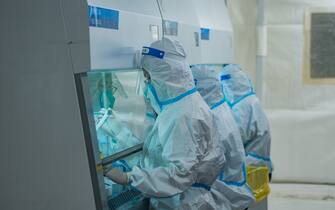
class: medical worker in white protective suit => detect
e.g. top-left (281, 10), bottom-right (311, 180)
top-left (221, 64), bottom-right (272, 175)
top-left (191, 65), bottom-right (255, 210)
top-left (105, 38), bottom-right (226, 210)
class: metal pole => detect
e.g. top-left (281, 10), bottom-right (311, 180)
top-left (102, 143), bottom-right (144, 167)
top-left (256, 0), bottom-right (267, 102)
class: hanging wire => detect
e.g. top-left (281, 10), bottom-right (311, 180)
top-left (155, 0), bottom-right (165, 39)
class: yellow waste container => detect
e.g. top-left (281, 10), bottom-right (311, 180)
top-left (247, 166), bottom-right (271, 202)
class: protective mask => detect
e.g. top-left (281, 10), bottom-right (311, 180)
top-left (145, 83), bottom-right (162, 114)
top-left (221, 82), bottom-right (233, 104)
top-left (143, 82), bottom-right (149, 100)
top-left (221, 75), bottom-right (234, 104)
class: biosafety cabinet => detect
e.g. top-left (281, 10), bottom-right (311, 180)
top-left (88, 0), bottom-right (234, 68)
top-left (75, 68), bottom-right (150, 210)
top-left (0, 1), bottom-right (239, 210)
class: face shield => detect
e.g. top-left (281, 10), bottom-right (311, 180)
top-left (221, 64), bottom-right (255, 106)
top-left (140, 39), bottom-right (196, 114)
top-left (140, 47), bottom-right (166, 114)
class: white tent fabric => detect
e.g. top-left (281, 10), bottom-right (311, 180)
top-left (228, 0), bottom-right (335, 184)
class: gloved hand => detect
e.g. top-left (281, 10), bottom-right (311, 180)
top-left (105, 168), bottom-right (130, 185)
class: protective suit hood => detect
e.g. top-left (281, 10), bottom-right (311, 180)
top-left (141, 38), bottom-right (195, 103)
top-left (191, 65), bottom-right (224, 108)
top-left (221, 64), bottom-right (254, 105)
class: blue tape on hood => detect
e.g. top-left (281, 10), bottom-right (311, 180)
top-left (221, 74), bottom-right (232, 81)
top-left (142, 47), bottom-right (165, 59)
